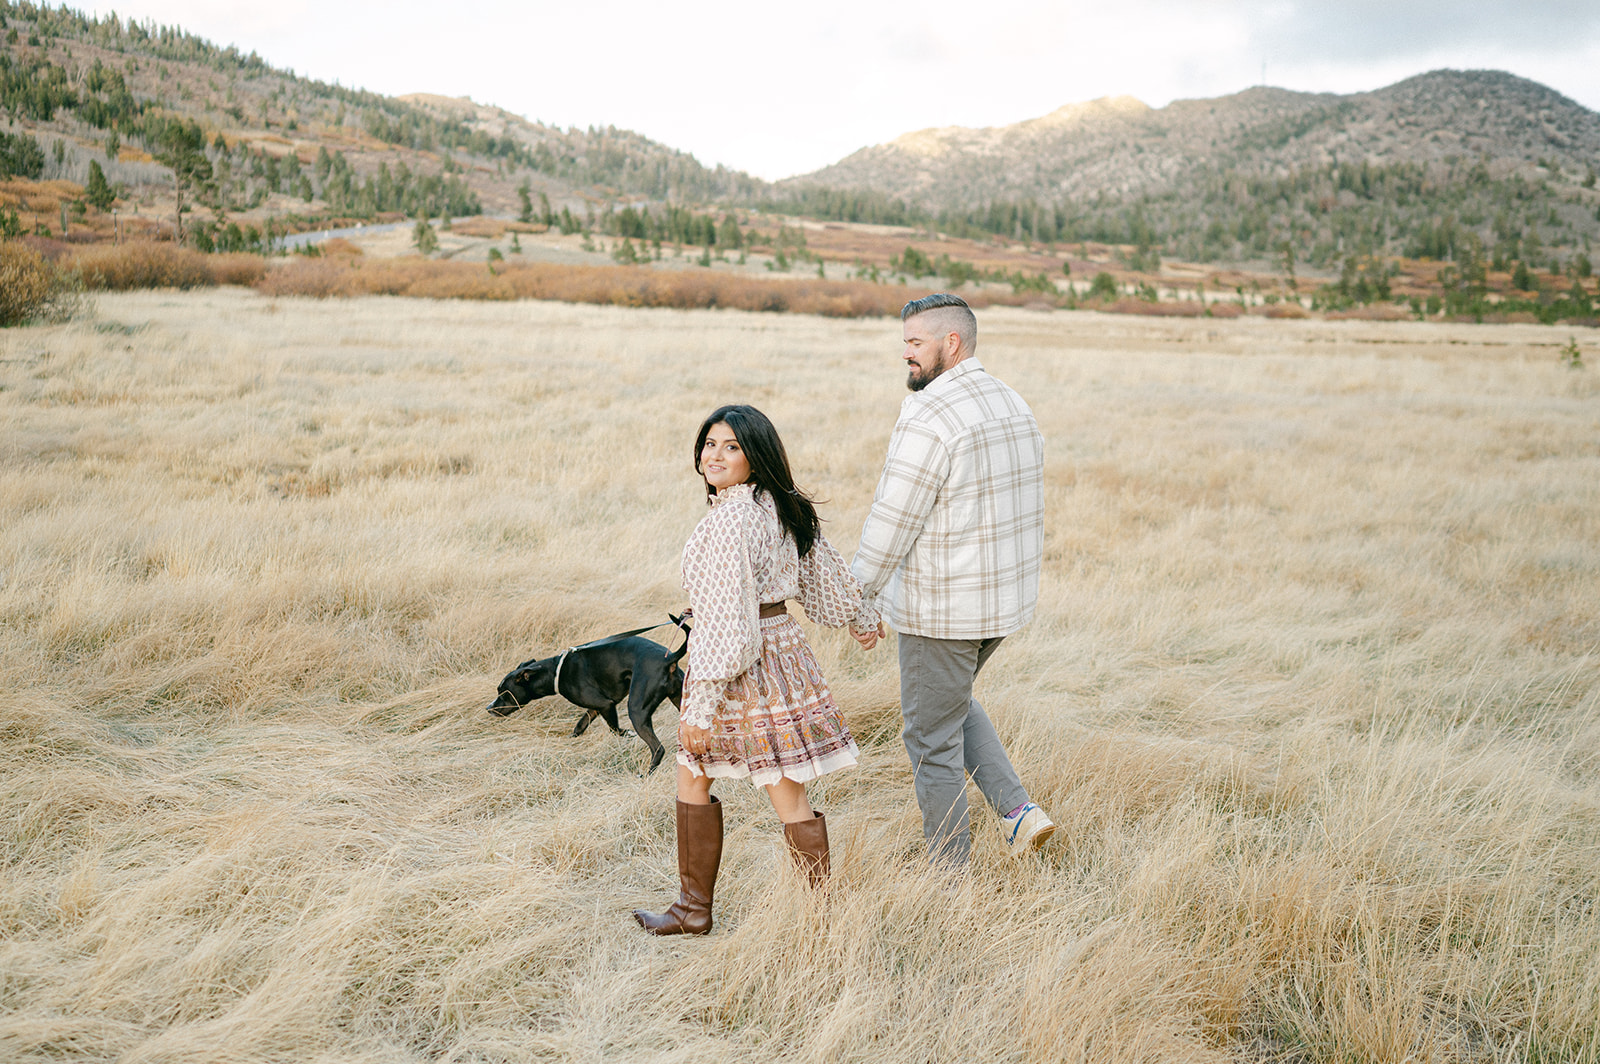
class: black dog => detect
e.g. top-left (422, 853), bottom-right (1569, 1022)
top-left (488, 616), bottom-right (690, 773)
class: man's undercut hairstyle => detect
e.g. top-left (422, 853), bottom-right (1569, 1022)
top-left (694, 404), bottom-right (822, 557)
top-left (901, 292), bottom-right (977, 353)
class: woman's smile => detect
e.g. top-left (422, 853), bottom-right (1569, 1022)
top-left (700, 422), bottom-right (751, 490)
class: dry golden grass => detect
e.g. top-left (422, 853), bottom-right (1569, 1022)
top-left (2, 292), bottom-right (1597, 1063)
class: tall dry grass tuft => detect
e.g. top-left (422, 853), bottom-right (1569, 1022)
top-left (2, 290), bottom-right (1597, 1062)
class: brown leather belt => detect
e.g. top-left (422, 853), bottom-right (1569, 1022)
top-left (759, 601), bottom-right (788, 618)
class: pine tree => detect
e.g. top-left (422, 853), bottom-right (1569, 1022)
top-left (517, 181), bottom-right (533, 224)
top-left (84, 160), bottom-right (115, 210)
top-left (1511, 260), bottom-right (1534, 292)
top-left (154, 122), bottom-right (214, 245)
top-left (413, 219), bottom-right (438, 255)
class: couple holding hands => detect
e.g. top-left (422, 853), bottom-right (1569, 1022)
top-left (636, 294), bottom-right (1056, 936)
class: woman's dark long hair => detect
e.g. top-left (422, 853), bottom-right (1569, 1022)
top-left (694, 404), bottom-right (821, 557)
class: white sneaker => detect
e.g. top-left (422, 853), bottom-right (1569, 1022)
top-left (1001, 802), bottom-right (1055, 855)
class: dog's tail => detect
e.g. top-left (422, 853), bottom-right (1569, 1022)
top-left (665, 611), bottom-right (691, 668)
top-left (664, 612), bottom-right (691, 705)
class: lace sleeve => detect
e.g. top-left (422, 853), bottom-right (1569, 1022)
top-left (796, 532), bottom-right (880, 632)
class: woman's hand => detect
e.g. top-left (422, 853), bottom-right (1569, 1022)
top-left (850, 621), bottom-right (886, 650)
top-left (679, 721), bottom-right (712, 756)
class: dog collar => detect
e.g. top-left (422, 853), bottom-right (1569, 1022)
top-left (553, 646), bottom-right (574, 701)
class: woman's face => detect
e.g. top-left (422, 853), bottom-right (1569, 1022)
top-left (700, 422), bottom-right (751, 491)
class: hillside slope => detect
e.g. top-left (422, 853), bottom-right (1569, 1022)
top-left (777, 71), bottom-right (1600, 271)
top-left (799, 72), bottom-right (1600, 206)
top-left (0, 0), bottom-right (761, 247)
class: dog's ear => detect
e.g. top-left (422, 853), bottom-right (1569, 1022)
top-left (514, 668), bottom-right (536, 683)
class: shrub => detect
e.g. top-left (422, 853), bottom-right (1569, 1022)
top-left (1561, 337), bottom-right (1584, 370)
top-left (58, 244), bottom-right (267, 290)
top-left (1323, 304), bottom-right (1408, 322)
top-left (67, 242), bottom-right (216, 290)
top-left (1087, 271), bottom-right (1120, 301)
top-left (320, 238), bottom-right (362, 257)
top-left (255, 258), bottom-right (347, 298)
top-left (1107, 298), bottom-right (1205, 317)
top-left (0, 241), bottom-right (57, 325)
top-left (255, 258), bottom-right (922, 317)
top-left (208, 253), bottom-right (268, 286)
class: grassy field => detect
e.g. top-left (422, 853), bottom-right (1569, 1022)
top-left (2, 292), bottom-right (1597, 1063)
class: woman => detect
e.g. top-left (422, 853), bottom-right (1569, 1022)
top-left (634, 405), bottom-right (883, 936)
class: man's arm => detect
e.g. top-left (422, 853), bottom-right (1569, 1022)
top-left (851, 419), bottom-right (950, 608)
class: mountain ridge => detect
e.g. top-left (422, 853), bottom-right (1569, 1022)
top-left (0, 0), bottom-right (762, 231)
top-left (768, 69), bottom-right (1600, 273)
top-left (5, 0), bottom-right (1598, 280)
top-left (791, 70), bottom-right (1600, 208)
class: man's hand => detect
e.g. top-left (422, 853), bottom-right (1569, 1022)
top-left (678, 721), bottom-right (711, 756)
top-left (850, 621), bottom-right (887, 650)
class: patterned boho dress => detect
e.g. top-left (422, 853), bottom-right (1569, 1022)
top-left (679, 482), bottom-right (878, 786)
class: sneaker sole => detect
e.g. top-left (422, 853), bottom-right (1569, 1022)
top-left (1023, 823), bottom-right (1055, 853)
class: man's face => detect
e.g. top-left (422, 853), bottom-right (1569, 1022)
top-left (902, 314), bottom-right (956, 392)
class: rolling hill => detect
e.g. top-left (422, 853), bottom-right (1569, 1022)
top-left (4, 0), bottom-right (1599, 291)
top-left (0, 0), bottom-right (761, 248)
top-left (774, 71), bottom-right (1600, 273)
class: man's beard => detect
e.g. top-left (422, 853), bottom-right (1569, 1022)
top-left (906, 351), bottom-right (948, 391)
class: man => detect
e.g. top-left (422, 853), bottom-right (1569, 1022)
top-left (848, 293), bottom-right (1054, 866)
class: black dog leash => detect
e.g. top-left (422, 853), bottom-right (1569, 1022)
top-left (553, 615), bottom-right (689, 702)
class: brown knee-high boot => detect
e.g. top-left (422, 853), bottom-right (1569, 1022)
top-left (634, 797), bottom-right (722, 936)
top-left (783, 810), bottom-right (830, 889)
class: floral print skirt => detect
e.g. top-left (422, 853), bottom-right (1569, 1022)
top-left (678, 615), bottom-right (859, 787)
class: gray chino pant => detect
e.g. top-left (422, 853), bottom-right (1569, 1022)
top-left (898, 633), bottom-right (1029, 866)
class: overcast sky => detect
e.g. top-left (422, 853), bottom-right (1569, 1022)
top-left (82, 0), bottom-right (1600, 181)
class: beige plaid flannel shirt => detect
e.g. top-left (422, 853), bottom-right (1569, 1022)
top-left (850, 358), bottom-right (1044, 640)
